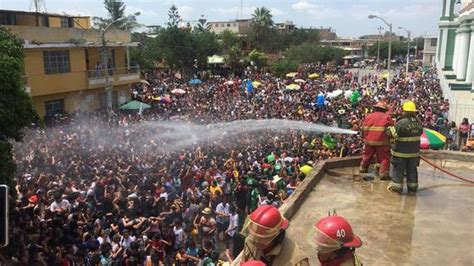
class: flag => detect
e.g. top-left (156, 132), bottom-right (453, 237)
top-left (246, 80), bottom-right (253, 94)
top-left (323, 134), bottom-right (336, 150)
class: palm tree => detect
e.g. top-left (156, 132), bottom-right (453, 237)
top-left (93, 0), bottom-right (140, 30)
top-left (251, 7), bottom-right (273, 50)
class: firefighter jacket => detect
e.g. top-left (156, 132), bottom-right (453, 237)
top-left (362, 111), bottom-right (394, 146)
top-left (391, 116), bottom-right (423, 158)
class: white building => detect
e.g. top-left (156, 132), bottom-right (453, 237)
top-left (436, 0), bottom-right (474, 123)
top-left (208, 19), bottom-right (251, 35)
top-left (423, 37), bottom-right (437, 66)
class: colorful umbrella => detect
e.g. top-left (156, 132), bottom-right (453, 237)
top-left (294, 79), bottom-right (306, 83)
top-left (420, 128), bottom-right (446, 149)
top-left (323, 134), bottom-right (337, 150)
top-left (252, 81), bottom-right (262, 88)
top-left (286, 72), bottom-right (298, 78)
top-left (189, 78), bottom-right (202, 85)
top-left (299, 165), bottom-right (313, 175)
top-left (286, 84), bottom-right (301, 90)
top-left (308, 73), bottom-right (319, 79)
top-left (171, 88), bottom-right (186, 95)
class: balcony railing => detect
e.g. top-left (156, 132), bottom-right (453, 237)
top-left (86, 66), bottom-right (140, 88)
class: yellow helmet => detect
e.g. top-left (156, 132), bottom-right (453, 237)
top-left (402, 101), bottom-right (417, 112)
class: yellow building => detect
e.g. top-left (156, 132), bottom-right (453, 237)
top-left (0, 9), bottom-right (140, 118)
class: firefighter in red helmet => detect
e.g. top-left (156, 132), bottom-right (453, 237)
top-left (313, 214), bottom-right (363, 266)
top-left (360, 101), bottom-right (394, 180)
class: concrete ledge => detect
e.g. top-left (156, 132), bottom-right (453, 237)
top-left (280, 156), bottom-right (362, 220)
top-left (421, 150), bottom-right (474, 162)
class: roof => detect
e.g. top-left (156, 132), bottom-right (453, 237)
top-left (23, 42), bottom-right (139, 49)
top-left (208, 19), bottom-right (252, 24)
top-left (0, 9), bottom-right (90, 18)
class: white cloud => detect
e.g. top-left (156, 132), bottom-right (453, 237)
top-left (177, 5), bottom-right (193, 20)
top-left (271, 8), bottom-right (284, 17)
top-left (291, 0), bottom-right (342, 19)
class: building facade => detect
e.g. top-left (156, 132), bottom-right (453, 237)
top-left (208, 19), bottom-right (251, 35)
top-left (423, 37), bottom-right (437, 66)
top-left (317, 27), bottom-right (337, 40)
top-left (0, 10), bottom-right (139, 118)
top-left (435, 0), bottom-right (474, 123)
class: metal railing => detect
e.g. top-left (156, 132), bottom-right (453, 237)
top-left (86, 66), bottom-right (140, 78)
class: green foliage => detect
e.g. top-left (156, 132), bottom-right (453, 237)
top-left (196, 15), bottom-right (210, 32)
top-left (167, 4), bottom-right (180, 28)
top-left (0, 27), bottom-right (38, 185)
top-left (251, 7), bottom-right (274, 51)
top-left (368, 41), bottom-right (408, 59)
top-left (93, 0), bottom-right (140, 30)
top-left (129, 32), bottom-right (160, 70)
top-left (219, 30), bottom-right (243, 69)
top-left (271, 58), bottom-right (298, 77)
top-left (248, 49), bottom-right (267, 68)
top-left (285, 43), bottom-right (346, 64)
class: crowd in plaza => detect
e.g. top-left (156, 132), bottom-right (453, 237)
top-left (3, 62), bottom-right (469, 265)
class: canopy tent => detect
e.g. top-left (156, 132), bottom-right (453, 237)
top-left (119, 100), bottom-right (151, 110)
top-left (207, 55), bottom-right (225, 64)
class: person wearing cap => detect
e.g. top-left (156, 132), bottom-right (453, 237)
top-left (359, 101), bottom-right (394, 180)
top-left (313, 214), bottom-right (363, 266)
top-left (198, 207), bottom-right (217, 246)
top-left (387, 100), bottom-right (423, 194)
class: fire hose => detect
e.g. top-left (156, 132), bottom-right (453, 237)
top-left (419, 155), bottom-right (474, 184)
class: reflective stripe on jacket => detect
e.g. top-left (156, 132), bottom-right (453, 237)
top-left (362, 111), bottom-right (393, 146)
top-left (391, 117), bottom-right (423, 158)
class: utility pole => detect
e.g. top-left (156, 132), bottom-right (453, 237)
top-left (101, 31), bottom-right (112, 109)
top-left (377, 26), bottom-right (383, 69)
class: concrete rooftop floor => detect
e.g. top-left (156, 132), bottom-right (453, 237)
top-left (284, 161), bottom-right (474, 266)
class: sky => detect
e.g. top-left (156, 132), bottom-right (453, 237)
top-left (0, 0), bottom-right (442, 37)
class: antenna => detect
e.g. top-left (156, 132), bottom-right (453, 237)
top-left (30, 0), bottom-right (47, 13)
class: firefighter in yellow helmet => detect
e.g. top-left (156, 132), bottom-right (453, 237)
top-left (387, 100), bottom-right (423, 194)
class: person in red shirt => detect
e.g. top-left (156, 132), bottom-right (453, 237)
top-left (360, 101), bottom-right (394, 180)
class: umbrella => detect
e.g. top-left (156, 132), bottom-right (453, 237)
top-left (294, 79), bottom-right (306, 83)
top-left (380, 72), bottom-right (389, 79)
top-left (299, 165), bottom-right (313, 175)
top-left (308, 73), bottom-right (319, 79)
top-left (420, 128), bottom-right (446, 149)
top-left (286, 72), bottom-right (298, 78)
top-left (171, 88), bottom-right (186, 95)
top-left (327, 89), bottom-right (343, 98)
top-left (119, 100), bottom-right (151, 110)
top-left (140, 79), bottom-right (150, 85)
top-left (323, 134), bottom-right (336, 150)
top-left (224, 80), bottom-right (235, 85)
top-left (252, 81), bottom-right (262, 88)
top-left (189, 78), bottom-right (202, 85)
top-left (286, 84), bottom-right (301, 90)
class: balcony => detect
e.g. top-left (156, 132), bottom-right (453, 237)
top-left (87, 66), bottom-right (141, 89)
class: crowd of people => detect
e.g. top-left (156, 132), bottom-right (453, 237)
top-left (3, 62), bottom-right (466, 265)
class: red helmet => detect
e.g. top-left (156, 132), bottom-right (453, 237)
top-left (374, 101), bottom-right (388, 110)
top-left (313, 215), bottom-right (362, 249)
top-left (248, 205), bottom-right (289, 238)
top-left (241, 260), bottom-right (266, 266)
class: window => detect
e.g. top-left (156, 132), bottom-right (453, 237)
top-left (0, 13), bottom-right (16, 25)
top-left (42, 15), bottom-right (49, 27)
top-left (214, 24), bottom-right (218, 27)
top-left (221, 24), bottom-right (225, 27)
top-left (233, 23), bottom-right (237, 27)
top-left (60, 17), bottom-right (73, 28)
top-left (227, 23), bottom-right (231, 27)
top-left (45, 99), bottom-right (64, 116)
top-left (43, 50), bottom-right (70, 74)
top-left (430, 38), bottom-right (437, 47)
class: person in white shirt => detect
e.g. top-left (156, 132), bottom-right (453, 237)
top-left (120, 230), bottom-right (136, 250)
top-left (49, 194), bottom-right (71, 213)
top-left (225, 205), bottom-right (239, 255)
top-left (215, 197), bottom-right (230, 241)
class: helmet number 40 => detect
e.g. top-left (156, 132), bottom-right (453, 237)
top-left (336, 229), bottom-right (346, 238)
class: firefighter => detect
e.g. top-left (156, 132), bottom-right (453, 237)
top-left (229, 205), bottom-right (307, 265)
top-left (387, 100), bottom-right (423, 194)
top-left (359, 101), bottom-right (394, 180)
top-left (313, 214), bottom-right (363, 266)
top-left (241, 260), bottom-right (266, 266)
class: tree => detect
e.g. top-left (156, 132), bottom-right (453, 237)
top-left (0, 27), bottom-right (38, 187)
top-left (248, 49), bottom-right (268, 69)
top-left (271, 58), bottom-right (298, 76)
top-left (284, 43), bottom-right (346, 64)
top-left (167, 4), bottom-right (180, 28)
top-left (129, 32), bottom-right (161, 70)
top-left (251, 7), bottom-right (274, 51)
top-left (368, 41), bottom-right (407, 59)
top-left (93, 0), bottom-right (140, 30)
top-left (196, 15), bottom-right (210, 32)
top-left (219, 30), bottom-right (243, 70)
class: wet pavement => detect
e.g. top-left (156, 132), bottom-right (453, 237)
top-left (285, 161), bottom-right (474, 265)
